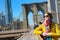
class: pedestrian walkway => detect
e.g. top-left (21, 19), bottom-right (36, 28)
top-left (17, 29), bottom-right (35, 40)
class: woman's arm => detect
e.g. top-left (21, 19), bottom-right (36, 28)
top-left (48, 33), bottom-right (60, 37)
top-left (34, 24), bottom-right (43, 35)
top-left (47, 24), bottom-right (60, 37)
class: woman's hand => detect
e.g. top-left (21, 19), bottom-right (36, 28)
top-left (42, 33), bottom-right (50, 36)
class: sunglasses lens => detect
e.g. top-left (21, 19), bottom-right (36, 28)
top-left (44, 15), bottom-right (49, 17)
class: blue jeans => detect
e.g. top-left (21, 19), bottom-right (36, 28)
top-left (46, 37), bottom-right (52, 40)
top-left (40, 35), bottom-right (52, 40)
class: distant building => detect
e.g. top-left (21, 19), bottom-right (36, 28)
top-left (2, 15), bottom-right (6, 26)
top-left (0, 12), bottom-right (3, 26)
top-left (20, 21), bottom-right (23, 29)
top-left (0, 12), bottom-right (6, 27)
top-left (48, 0), bottom-right (60, 24)
top-left (13, 19), bottom-right (23, 29)
top-left (4, 0), bottom-right (13, 25)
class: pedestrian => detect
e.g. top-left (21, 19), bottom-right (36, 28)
top-left (34, 12), bottom-right (60, 40)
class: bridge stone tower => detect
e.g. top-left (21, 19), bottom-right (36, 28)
top-left (22, 2), bottom-right (48, 29)
top-left (48, 0), bottom-right (60, 24)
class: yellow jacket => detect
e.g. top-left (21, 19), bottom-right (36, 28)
top-left (50, 24), bottom-right (60, 37)
top-left (34, 22), bottom-right (60, 40)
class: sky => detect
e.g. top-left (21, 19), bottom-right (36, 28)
top-left (0, 0), bottom-right (47, 26)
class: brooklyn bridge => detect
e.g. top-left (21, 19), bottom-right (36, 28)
top-left (0, 0), bottom-right (60, 40)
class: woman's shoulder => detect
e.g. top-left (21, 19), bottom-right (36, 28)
top-left (52, 21), bottom-right (57, 25)
top-left (39, 23), bottom-right (44, 27)
top-left (52, 21), bottom-right (59, 28)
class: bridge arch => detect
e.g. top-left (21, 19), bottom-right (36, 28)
top-left (38, 11), bottom-right (43, 25)
top-left (22, 2), bottom-right (48, 28)
top-left (28, 12), bottom-right (34, 28)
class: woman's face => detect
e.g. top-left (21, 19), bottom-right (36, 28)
top-left (44, 14), bottom-right (50, 21)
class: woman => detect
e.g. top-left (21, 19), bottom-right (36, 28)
top-left (34, 12), bottom-right (60, 40)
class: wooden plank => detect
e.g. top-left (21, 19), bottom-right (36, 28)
top-left (0, 33), bottom-right (22, 38)
top-left (17, 33), bottom-right (26, 40)
top-left (0, 29), bottom-right (29, 35)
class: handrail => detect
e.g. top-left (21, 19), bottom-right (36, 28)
top-left (34, 35), bottom-right (43, 40)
